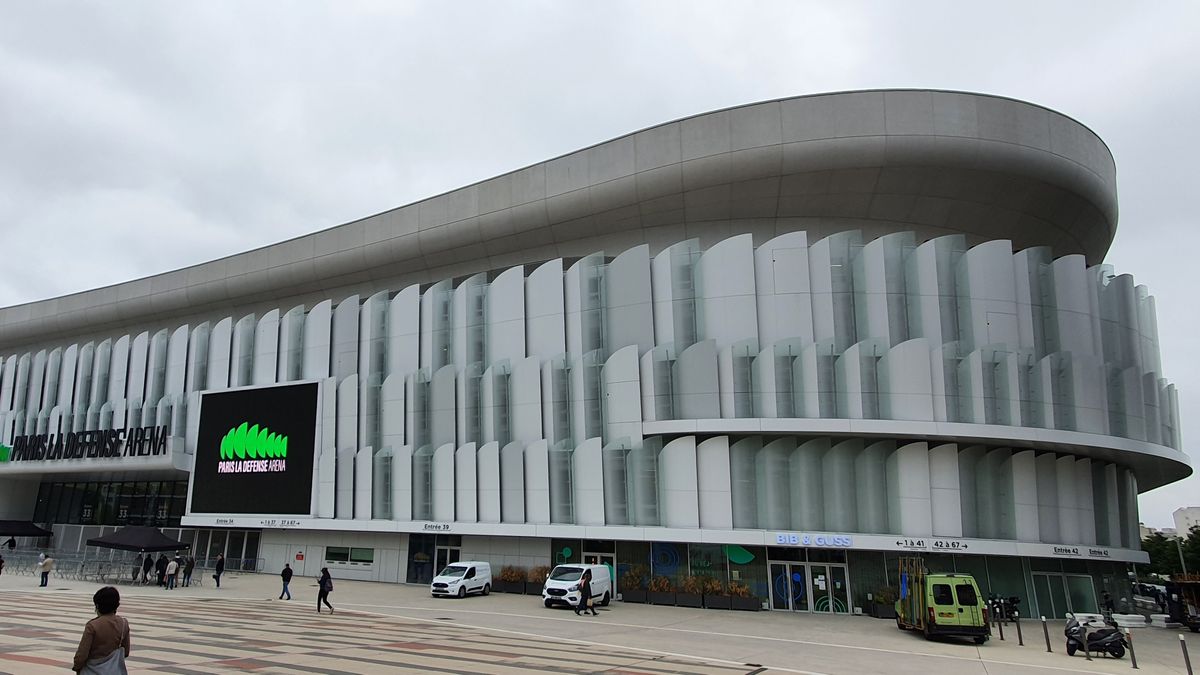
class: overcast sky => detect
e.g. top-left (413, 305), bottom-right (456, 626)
top-left (1, 2), bottom-right (1197, 526)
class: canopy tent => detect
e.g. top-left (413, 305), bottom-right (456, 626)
top-left (0, 520), bottom-right (53, 537)
top-left (85, 526), bottom-right (190, 553)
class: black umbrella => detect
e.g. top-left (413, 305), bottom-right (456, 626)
top-left (0, 520), bottom-right (53, 537)
top-left (85, 526), bottom-right (190, 553)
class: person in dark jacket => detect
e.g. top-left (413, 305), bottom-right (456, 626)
top-left (279, 563), bottom-right (293, 600)
top-left (574, 569), bottom-right (598, 616)
top-left (213, 554), bottom-right (225, 588)
top-left (132, 554), bottom-right (143, 582)
top-left (317, 568), bottom-right (334, 613)
top-left (155, 554), bottom-right (168, 587)
top-left (141, 555), bottom-right (153, 584)
top-left (182, 556), bottom-right (195, 587)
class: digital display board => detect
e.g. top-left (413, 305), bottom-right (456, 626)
top-left (189, 381), bottom-right (319, 515)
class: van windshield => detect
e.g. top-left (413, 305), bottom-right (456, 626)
top-left (549, 566), bottom-right (584, 582)
top-left (438, 566), bottom-right (468, 578)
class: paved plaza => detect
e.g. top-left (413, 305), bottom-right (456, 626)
top-left (0, 568), bottom-right (1197, 674)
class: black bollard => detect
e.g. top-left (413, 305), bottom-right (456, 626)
top-left (998, 618), bottom-right (1005, 641)
top-left (1041, 616), bottom-right (1052, 652)
top-left (1126, 629), bottom-right (1137, 669)
top-left (1083, 624), bottom-right (1091, 661)
top-left (1183, 634), bottom-right (1194, 675)
top-left (1015, 612), bottom-right (1023, 646)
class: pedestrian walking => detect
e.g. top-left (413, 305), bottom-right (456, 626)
top-left (317, 568), bottom-right (334, 614)
top-left (182, 556), bottom-right (195, 587)
top-left (38, 553), bottom-right (55, 587)
top-left (140, 555), bottom-right (153, 584)
top-left (72, 586), bottom-right (131, 674)
top-left (132, 555), bottom-right (143, 583)
top-left (165, 558), bottom-right (178, 590)
top-left (279, 563), bottom-right (293, 600)
top-left (213, 554), bottom-right (224, 588)
top-left (574, 569), bottom-right (597, 616)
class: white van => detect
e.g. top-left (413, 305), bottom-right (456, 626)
top-left (430, 561), bottom-right (492, 598)
top-left (542, 563), bottom-right (612, 609)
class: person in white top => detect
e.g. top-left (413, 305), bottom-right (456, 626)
top-left (165, 557), bottom-right (179, 590)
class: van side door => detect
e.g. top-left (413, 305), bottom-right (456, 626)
top-left (465, 566), bottom-right (477, 592)
top-left (954, 582), bottom-right (982, 627)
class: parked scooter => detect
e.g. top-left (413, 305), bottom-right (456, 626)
top-left (1064, 617), bottom-right (1127, 658)
top-left (986, 594), bottom-right (1022, 623)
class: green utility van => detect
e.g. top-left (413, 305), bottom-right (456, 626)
top-left (895, 557), bottom-right (989, 643)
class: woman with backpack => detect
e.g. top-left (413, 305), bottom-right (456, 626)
top-left (317, 567), bottom-right (334, 614)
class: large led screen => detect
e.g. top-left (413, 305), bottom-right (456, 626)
top-left (189, 381), bottom-right (319, 515)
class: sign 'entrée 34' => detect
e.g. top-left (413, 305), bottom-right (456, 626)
top-left (4, 426), bottom-right (170, 462)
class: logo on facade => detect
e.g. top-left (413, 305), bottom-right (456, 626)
top-left (216, 422), bottom-right (289, 474)
top-left (775, 533), bottom-right (853, 548)
top-left (3, 427), bottom-right (168, 462)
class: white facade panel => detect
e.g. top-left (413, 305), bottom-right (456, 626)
top-left (657, 436), bottom-right (699, 528)
top-left (477, 441), bottom-right (501, 523)
top-left (572, 437), bottom-right (605, 526)
top-left (432, 442), bottom-right (457, 522)
top-left (455, 442), bottom-right (478, 523)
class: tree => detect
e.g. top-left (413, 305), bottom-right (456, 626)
top-left (1141, 532), bottom-right (1182, 577)
top-left (1140, 527), bottom-right (1200, 578)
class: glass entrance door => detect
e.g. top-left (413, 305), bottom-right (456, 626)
top-left (769, 563), bottom-right (809, 611)
top-left (435, 545), bottom-right (460, 572)
top-left (584, 552), bottom-right (616, 589)
top-left (1034, 572), bottom-right (1098, 618)
top-left (770, 561), bottom-right (850, 613)
top-left (810, 564), bottom-right (850, 613)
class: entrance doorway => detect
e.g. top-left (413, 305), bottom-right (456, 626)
top-left (583, 552), bottom-right (616, 588)
top-left (1032, 572), bottom-right (1098, 618)
top-left (406, 534), bottom-right (462, 584)
top-left (435, 544), bottom-right (461, 572)
top-left (769, 562), bottom-right (850, 613)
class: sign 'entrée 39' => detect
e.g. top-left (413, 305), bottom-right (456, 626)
top-left (4, 426), bottom-right (169, 462)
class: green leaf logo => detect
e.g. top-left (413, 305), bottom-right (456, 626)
top-left (0, 443), bottom-right (10, 463)
top-left (219, 423), bottom-right (287, 460)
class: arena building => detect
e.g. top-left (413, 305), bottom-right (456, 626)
top-left (0, 89), bottom-right (1186, 618)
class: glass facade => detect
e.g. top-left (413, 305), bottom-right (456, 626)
top-left (32, 480), bottom-right (187, 527)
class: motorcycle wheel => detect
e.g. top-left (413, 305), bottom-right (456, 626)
top-left (1108, 643), bottom-right (1125, 659)
top-left (1066, 643), bottom-right (1077, 656)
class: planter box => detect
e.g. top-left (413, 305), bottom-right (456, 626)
top-left (621, 589), bottom-right (647, 604)
top-left (494, 580), bottom-right (523, 594)
top-left (676, 592), bottom-right (703, 608)
top-left (648, 591), bottom-right (676, 606)
top-left (874, 604), bottom-right (897, 620)
top-left (525, 582), bottom-right (545, 596)
top-left (731, 596), bottom-right (761, 611)
top-left (704, 594), bottom-right (732, 610)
